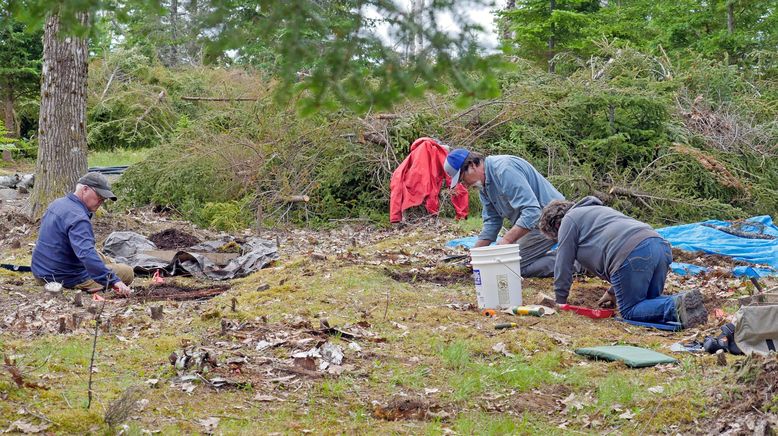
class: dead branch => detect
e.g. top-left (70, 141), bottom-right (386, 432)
top-left (282, 195), bottom-right (310, 203)
top-left (104, 385), bottom-right (144, 429)
top-left (607, 185), bottom-right (686, 204)
top-left (99, 65), bottom-right (120, 104)
top-left (87, 301), bottom-right (106, 409)
top-left (181, 96), bottom-right (259, 101)
top-left (701, 223), bottom-right (776, 240)
top-left (135, 90), bottom-right (166, 129)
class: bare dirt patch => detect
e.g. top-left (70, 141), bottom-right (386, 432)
top-left (481, 384), bottom-right (570, 416)
top-left (383, 266), bottom-right (473, 285)
top-left (108, 283), bottom-right (231, 302)
top-left (706, 354), bottom-right (778, 434)
top-left (0, 212), bottom-right (33, 251)
top-left (372, 396), bottom-right (446, 421)
top-left (149, 228), bottom-right (202, 250)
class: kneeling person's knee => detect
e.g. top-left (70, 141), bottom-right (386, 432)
top-left (109, 263), bottom-right (135, 285)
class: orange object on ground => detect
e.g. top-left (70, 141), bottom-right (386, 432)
top-left (389, 137), bottom-right (469, 223)
top-left (482, 309), bottom-right (497, 317)
top-left (558, 304), bottom-right (614, 319)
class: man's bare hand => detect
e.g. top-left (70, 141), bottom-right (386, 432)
top-left (597, 289), bottom-right (616, 308)
top-left (113, 281), bottom-right (131, 296)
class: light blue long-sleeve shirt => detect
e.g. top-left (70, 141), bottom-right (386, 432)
top-left (478, 155), bottom-right (564, 242)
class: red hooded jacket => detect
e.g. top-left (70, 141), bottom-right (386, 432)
top-left (389, 137), bottom-right (469, 223)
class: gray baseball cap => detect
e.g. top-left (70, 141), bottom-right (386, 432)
top-left (77, 172), bottom-right (117, 201)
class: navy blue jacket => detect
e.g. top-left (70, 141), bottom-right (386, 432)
top-left (31, 194), bottom-right (118, 287)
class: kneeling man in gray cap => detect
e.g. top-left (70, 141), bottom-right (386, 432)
top-left (32, 172), bottom-right (133, 297)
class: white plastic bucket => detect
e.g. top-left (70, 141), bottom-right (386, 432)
top-left (470, 244), bottom-right (522, 309)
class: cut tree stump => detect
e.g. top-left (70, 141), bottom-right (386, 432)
top-left (150, 306), bottom-right (164, 320)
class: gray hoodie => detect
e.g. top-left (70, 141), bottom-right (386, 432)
top-left (554, 196), bottom-right (662, 304)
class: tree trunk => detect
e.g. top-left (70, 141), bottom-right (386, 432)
top-left (170, 0), bottom-right (179, 66)
top-left (2, 82), bottom-right (18, 138)
top-left (26, 14), bottom-right (89, 219)
top-left (548, 0), bottom-right (556, 73)
top-left (500, 0), bottom-right (517, 42)
top-left (413, 0), bottom-right (424, 55)
top-left (727, 0), bottom-right (735, 33)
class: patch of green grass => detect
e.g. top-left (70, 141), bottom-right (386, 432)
top-left (454, 412), bottom-right (562, 435)
top-left (441, 340), bottom-right (471, 370)
top-left (454, 216), bottom-right (483, 234)
top-left (452, 369), bottom-right (485, 400)
top-left (595, 372), bottom-right (640, 411)
top-left (387, 364), bottom-right (431, 389)
top-left (317, 378), bottom-right (353, 400)
top-left (491, 356), bottom-right (558, 391)
top-left (88, 148), bottom-right (154, 168)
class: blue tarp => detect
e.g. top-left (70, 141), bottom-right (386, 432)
top-left (658, 215), bottom-right (777, 277)
top-left (447, 215), bottom-right (778, 278)
top-left (446, 236), bottom-right (480, 249)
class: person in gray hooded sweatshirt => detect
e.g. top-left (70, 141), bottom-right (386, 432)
top-left (538, 196), bottom-right (708, 328)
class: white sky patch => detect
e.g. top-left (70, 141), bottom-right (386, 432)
top-left (364, 0), bottom-right (505, 53)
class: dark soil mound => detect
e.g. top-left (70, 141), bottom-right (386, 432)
top-left (672, 248), bottom-right (750, 268)
top-left (566, 285), bottom-right (610, 309)
top-left (384, 266), bottom-right (473, 285)
top-left (108, 283), bottom-right (230, 302)
top-left (149, 228), bottom-right (201, 250)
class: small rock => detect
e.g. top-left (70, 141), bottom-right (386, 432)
top-left (535, 292), bottom-right (557, 308)
top-left (716, 349), bottom-right (727, 366)
top-left (150, 305), bottom-right (164, 321)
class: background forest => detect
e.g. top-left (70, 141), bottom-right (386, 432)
top-left (2, 0), bottom-right (776, 229)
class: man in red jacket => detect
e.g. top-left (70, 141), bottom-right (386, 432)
top-left (389, 138), bottom-right (469, 223)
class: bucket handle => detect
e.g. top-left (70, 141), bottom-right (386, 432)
top-left (496, 258), bottom-right (523, 281)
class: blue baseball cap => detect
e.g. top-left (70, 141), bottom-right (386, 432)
top-left (444, 148), bottom-right (470, 188)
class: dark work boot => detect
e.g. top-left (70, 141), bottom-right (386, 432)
top-left (673, 290), bottom-right (708, 329)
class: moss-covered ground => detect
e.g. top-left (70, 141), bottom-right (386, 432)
top-left (1, 214), bottom-right (775, 434)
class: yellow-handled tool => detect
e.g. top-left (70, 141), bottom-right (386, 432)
top-left (509, 306), bottom-right (545, 317)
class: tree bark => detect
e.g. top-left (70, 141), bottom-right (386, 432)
top-left (170, 0), bottom-right (179, 66)
top-left (548, 0), bottom-right (556, 73)
top-left (500, 0), bottom-right (517, 42)
top-left (2, 83), bottom-right (19, 138)
top-left (26, 14), bottom-right (89, 219)
top-left (727, 0), bottom-right (735, 33)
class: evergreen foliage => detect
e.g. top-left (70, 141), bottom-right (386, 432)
top-left (4, 0), bottom-right (776, 229)
top-left (115, 42), bottom-right (777, 228)
top-left (0, 5), bottom-right (42, 138)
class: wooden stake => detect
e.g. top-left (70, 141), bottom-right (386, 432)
top-left (87, 301), bottom-right (105, 409)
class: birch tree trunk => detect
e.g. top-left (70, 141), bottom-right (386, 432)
top-left (26, 13), bottom-right (89, 218)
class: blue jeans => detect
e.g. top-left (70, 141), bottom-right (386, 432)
top-left (611, 238), bottom-right (677, 323)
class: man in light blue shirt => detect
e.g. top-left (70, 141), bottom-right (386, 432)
top-left (444, 149), bottom-right (564, 277)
